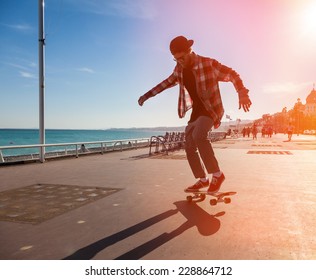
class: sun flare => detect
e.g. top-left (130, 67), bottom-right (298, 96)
top-left (301, 2), bottom-right (316, 36)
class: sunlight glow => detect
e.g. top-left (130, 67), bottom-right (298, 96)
top-left (301, 2), bottom-right (316, 38)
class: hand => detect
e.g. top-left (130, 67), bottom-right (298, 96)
top-left (214, 121), bottom-right (221, 129)
top-left (238, 88), bottom-right (252, 112)
top-left (138, 95), bottom-right (147, 106)
top-left (239, 96), bottom-right (252, 112)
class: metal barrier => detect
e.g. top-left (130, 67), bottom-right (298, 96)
top-left (148, 131), bottom-right (227, 155)
top-left (149, 132), bottom-right (185, 155)
top-left (0, 150), bottom-right (4, 163)
top-left (0, 138), bottom-right (150, 164)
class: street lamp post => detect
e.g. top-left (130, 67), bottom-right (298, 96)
top-left (38, 0), bottom-right (45, 162)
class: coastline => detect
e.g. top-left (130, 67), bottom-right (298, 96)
top-left (0, 139), bottom-right (150, 164)
top-left (0, 131), bottom-right (228, 165)
top-left (0, 128), bottom-right (168, 157)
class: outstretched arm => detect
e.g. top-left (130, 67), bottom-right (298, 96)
top-left (138, 93), bottom-right (150, 106)
top-left (212, 59), bottom-right (252, 112)
top-left (138, 73), bottom-right (178, 106)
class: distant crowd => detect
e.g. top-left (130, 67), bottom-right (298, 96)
top-left (227, 122), bottom-right (295, 141)
top-left (241, 125), bottom-right (273, 139)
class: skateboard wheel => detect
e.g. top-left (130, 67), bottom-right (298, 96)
top-left (224, 197), bottom-right (231, 204)
top-left (200, 194), bottom-right (206, 201)
top-left (186, 195), bottom-right (193, 202)
top-left (210, 199), bottom-right (217, 206)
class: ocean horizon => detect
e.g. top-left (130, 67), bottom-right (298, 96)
top-left (0, 128), bottom-right (178, 156)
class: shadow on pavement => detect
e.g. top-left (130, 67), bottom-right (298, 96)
top-left (63, 201), bottom-right (223, 260)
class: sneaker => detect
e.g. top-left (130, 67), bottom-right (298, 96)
top-left (185, 179), bottom-right (209, 193)
top-left (207, 173), bottom-right (225, 194)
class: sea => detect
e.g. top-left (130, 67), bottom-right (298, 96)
top-left (0, 128), bottom-right (170, 157)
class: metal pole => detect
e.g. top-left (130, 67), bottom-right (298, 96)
top-left (39, 0), bottom-right (45, 162)
top-left (0, 150), bottom-right (4, 163)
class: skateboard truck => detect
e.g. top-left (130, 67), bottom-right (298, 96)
top-left (186, 191), bottom-right (237, 206)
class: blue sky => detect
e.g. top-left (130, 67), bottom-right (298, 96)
top-left (1, 0), bottom-right (316, 129)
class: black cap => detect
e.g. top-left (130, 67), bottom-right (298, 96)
top-left (169, 36), bottom-right (194, 55)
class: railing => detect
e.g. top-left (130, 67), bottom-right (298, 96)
top-left (149, 132), bottom-right (185, 155)
top-left (148, 131), bottom-right (227, 155)
top-left (207, 131), bottom-right (227, 142)
top-left (0, 138), bottom-right (150, 164)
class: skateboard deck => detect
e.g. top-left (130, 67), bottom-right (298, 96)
top-left (185, 191), bottom-right (236, 206)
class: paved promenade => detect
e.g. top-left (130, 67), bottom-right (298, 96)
top-left (0, 133), bottom-right (316, 260)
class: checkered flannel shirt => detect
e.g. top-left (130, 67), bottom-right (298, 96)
top-left (144, 53), bottom-right (249, 125)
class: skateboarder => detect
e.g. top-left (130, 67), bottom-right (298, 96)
top-left (138, 36), bottom-right (251, 193)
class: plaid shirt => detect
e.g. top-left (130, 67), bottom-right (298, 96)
top-left (145, 53), bottom-right (249, 125)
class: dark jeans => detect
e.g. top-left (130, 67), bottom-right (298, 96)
top-left (185, 116), bottom-right (220, 178)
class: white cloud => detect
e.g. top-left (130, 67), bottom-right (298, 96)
top-left (261, 81), bottom-right (314, 110)
top-left (262, 81), bottom-right (311, 94)
top-left (5, 60), bottom-right (37, 70)
top-left (7, 63), bottom-right (29, 71)
top-left (69, 0), bottom-right (157, 20)
top-left (2, 23), bottom-right (33, 32)
top-left (29, 62), bottom-right (37, 68)
top-left (20, 71), bottom-right (36, 79)
top-left (109, 0), bottom-right (157, 19)
top-left (76, 67), bottom-right (95, 73)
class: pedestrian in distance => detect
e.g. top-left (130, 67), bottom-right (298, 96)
top-left (138, 36), bottom-right (252, 194)
top-left (252, 123), bottom-right (258, 140)
top-left (242, 127), bottom-right (247, 137)
top-left (287, 123), bottom-right (294, 141)
top-left (246, 127), bottom-right (251, 137)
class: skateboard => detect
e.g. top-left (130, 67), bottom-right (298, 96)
top-left (185, 191), bottom-right (236, 206)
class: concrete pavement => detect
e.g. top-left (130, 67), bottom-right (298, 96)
top-left (0, 133), bottom-right (316, 260)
